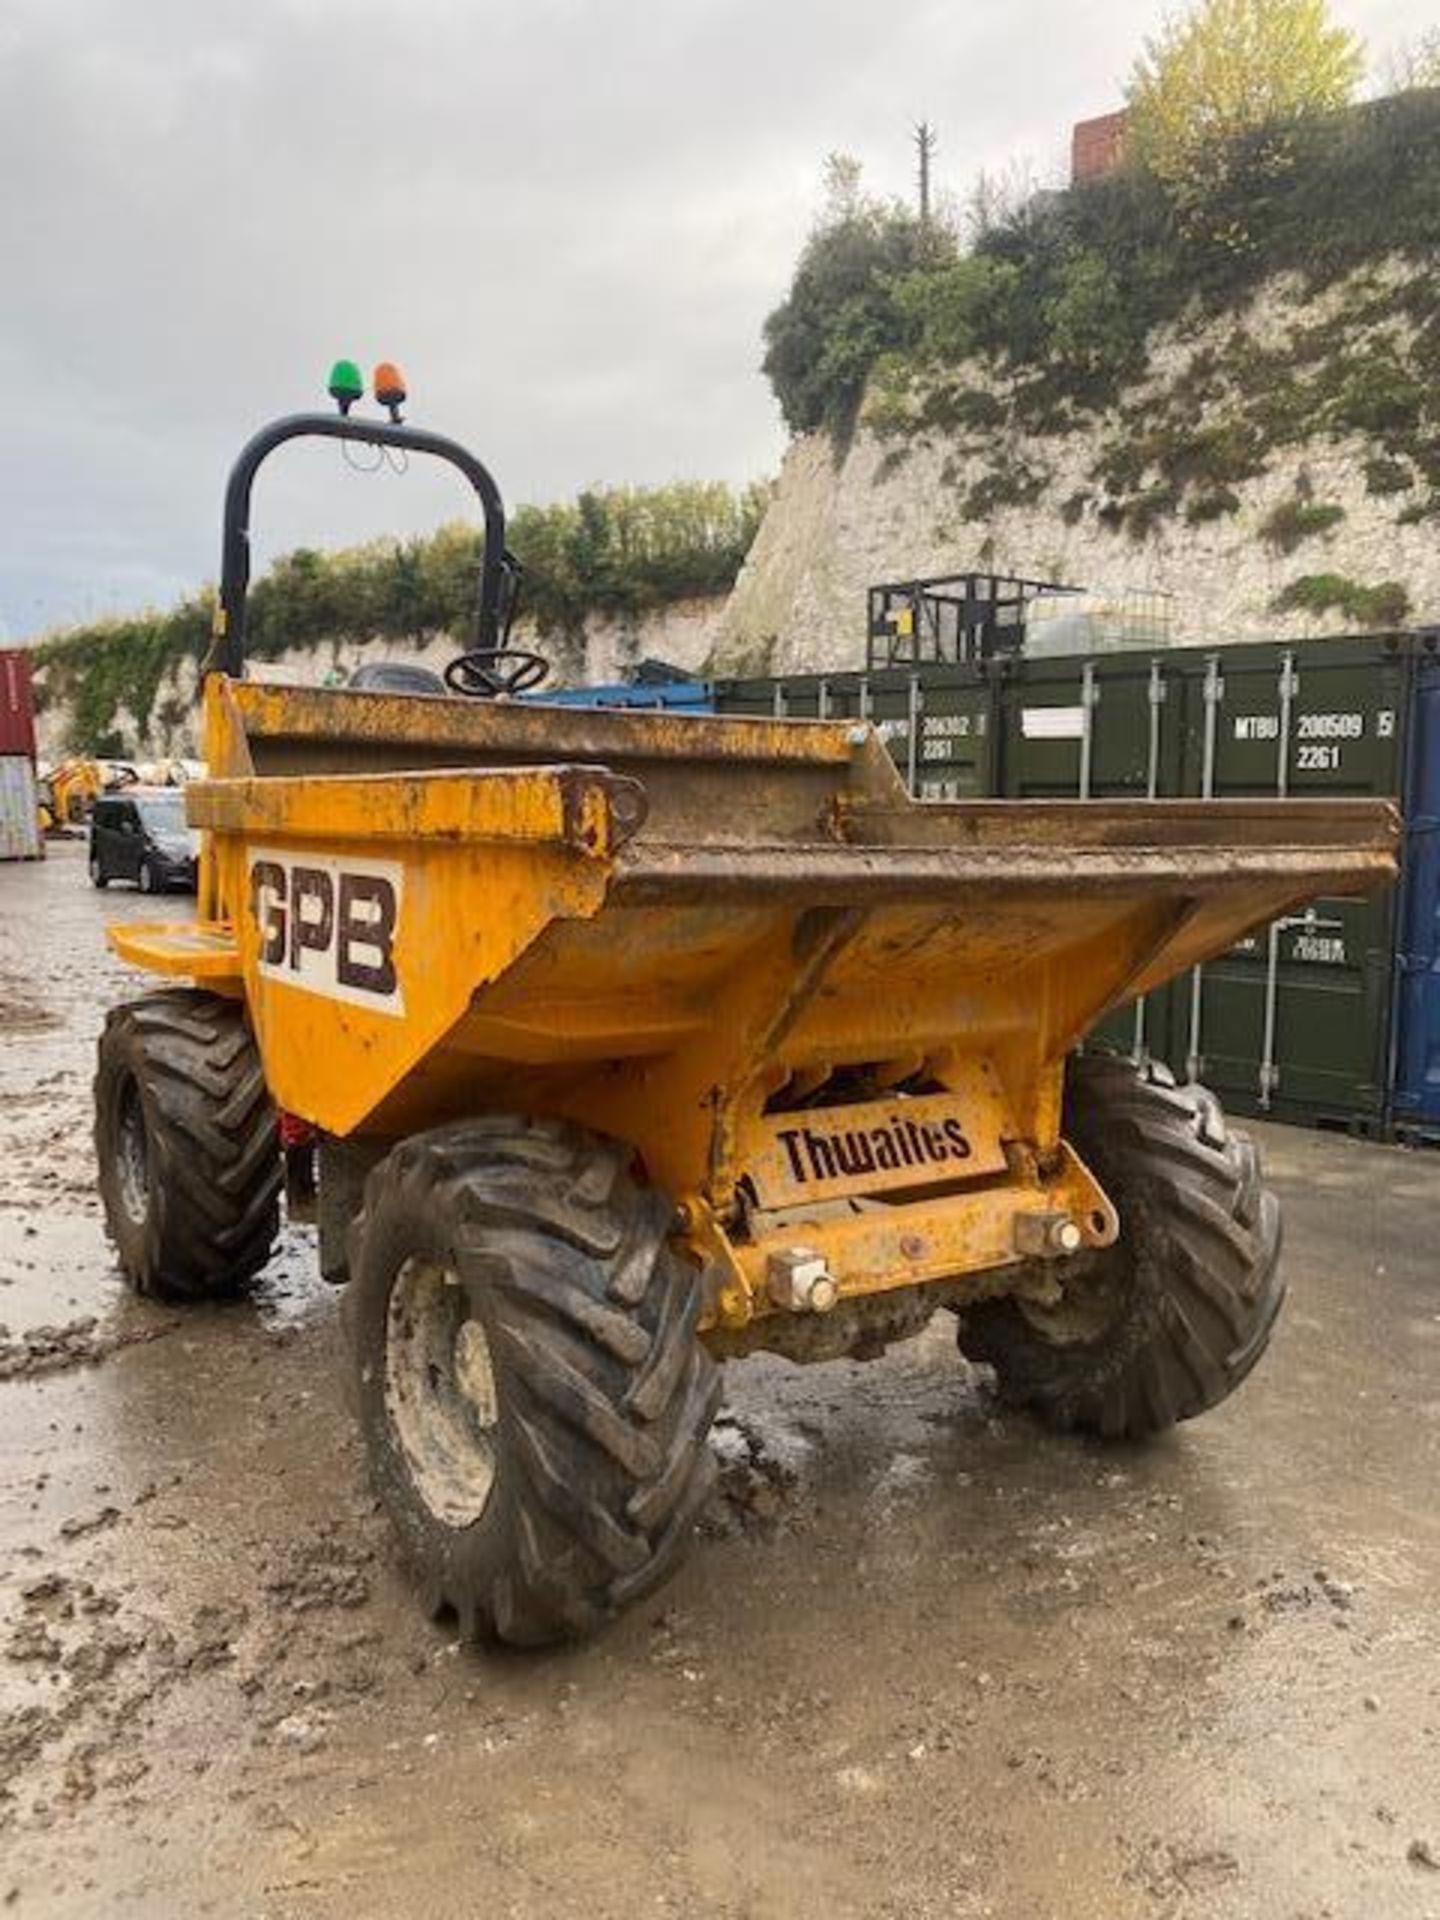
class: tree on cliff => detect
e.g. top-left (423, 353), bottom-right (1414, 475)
top-left (762, 155), bottom-right (934, 437)
top-left (1128, 0), bottom-right (1364, 228)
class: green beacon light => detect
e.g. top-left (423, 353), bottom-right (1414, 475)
top-left (327, 357), bottom-right (365, 416)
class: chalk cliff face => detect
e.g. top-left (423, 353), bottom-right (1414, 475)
top-left (34, 594), bottom-right (726, 762)
top-left (711, 264), bottom-right (1440, 677)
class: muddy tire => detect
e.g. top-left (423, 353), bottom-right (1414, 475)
top-left (957, 1054), bottom-right (1283, 1439)
top-left (345, 1117), bottom-right (719, 1647)
top-left (94, 989), bottom-right (281, 1300)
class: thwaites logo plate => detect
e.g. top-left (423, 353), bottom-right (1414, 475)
top-left (248, 847), bottom-right (405, 1016)
top-left (745, 1088), bottom-right (1007, 1210)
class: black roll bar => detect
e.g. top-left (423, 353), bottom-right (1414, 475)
top-left (204, 411), bottom-right (513, 678)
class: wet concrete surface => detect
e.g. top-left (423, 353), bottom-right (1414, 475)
top-left (1, 841), bottom-right (1438, 1917)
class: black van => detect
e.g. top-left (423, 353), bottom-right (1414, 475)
top-left (89, 788), bottom-right (199, 893)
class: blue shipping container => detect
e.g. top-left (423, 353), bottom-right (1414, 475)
top-left (1390, 657), bottom-right (1440, 1133)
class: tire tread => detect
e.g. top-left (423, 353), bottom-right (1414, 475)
top-left (95, 988), bottom-right (280, 1300)
top-left (350, 1116), bottom-right (717, 1646)
top-left (958, 1054), bottom-right (1284, 1438)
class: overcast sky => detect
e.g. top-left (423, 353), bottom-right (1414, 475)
top-left (0, 0), bottom-right (1427, 638)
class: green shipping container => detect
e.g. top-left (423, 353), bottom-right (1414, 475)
top-left (994, 637), bottom-right (1414, 1126)
top-left (716, 632), bottom-right (1427, 1131)
top-left (1170, 642), bottom-right (1407, 1126)
top-left (716, 668), bottom-right (994, 798)
top-left (990, 652), bottom-right (1181, 1064)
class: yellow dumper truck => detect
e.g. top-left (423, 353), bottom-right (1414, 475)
top-left (94, 368), bottom-right (1398, 1644)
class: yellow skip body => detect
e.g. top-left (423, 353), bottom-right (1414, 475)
top-left (111, 670), bottom-right (1394, 1344)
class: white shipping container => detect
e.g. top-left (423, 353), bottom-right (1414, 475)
top-left (0, 755), bottom-right (43, 860)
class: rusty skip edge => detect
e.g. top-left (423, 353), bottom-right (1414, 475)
top-left (829, 793), bottom-right (1402, 852)
top-left (182, 748), bottom-right (1396, 896)
top-left (186, 763), bottom-right (650, 856)
top-left (610, 841), bottom-right (1397, 907)
top-left (231, 680), bottom-right (859, 766)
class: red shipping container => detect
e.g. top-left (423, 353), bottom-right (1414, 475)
top-left (0, 649), bottom-right (37, 761)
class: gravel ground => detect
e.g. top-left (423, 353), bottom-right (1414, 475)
top-left (1, 841), bottom-right (1438, 1919)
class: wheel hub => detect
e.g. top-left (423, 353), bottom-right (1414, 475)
top-left (385, 1257), bottom-right (499, 1529)
top-left (115, 1081), bottom-right (149, 1228)
top-left (452, 1318), bottom-right (499, 1425)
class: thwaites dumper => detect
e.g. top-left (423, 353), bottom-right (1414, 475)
top-left (95, 376), bottom-right (1398, 1645)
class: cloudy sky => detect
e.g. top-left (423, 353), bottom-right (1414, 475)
top-left (0, 0), bottom-right (1427, 638)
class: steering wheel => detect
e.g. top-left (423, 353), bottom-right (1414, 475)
top-left (444, 647), bottom-right (551, 699)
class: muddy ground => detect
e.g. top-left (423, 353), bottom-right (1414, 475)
top-left (1, 841), bottom-right (1438, 1919)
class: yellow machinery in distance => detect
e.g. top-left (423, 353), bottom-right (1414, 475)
top-left (93, 369), bottom-right (1398, 1645)
top-left (39, 757), bottom-right (137, 831)
top-left (38, 756), bottom-right (194, 833)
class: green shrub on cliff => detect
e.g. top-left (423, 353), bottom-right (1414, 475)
top-left (761, 155), bottom-right (929, 436)
top-left (761, 16), bottom-right (1440, 453)
top-left (37, 479), bottom-right (769, 753)
top-left (1260, 498), bottom-right (1346, 553)
top-left (762, 73), bottom-right (1440, 564)
top-left (1273, 573), bottom-right (1411, 626)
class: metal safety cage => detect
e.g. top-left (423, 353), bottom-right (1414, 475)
top-left (866, 573), bottom-right (1080, 671)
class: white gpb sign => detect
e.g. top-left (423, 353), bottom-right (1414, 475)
top-left (248, 847), bottom-right (406, 1016)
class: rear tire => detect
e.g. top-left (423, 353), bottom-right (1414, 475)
top-left (345, 1117), bottom-right (720, 1647)
top-left (89, 852), bottom-right (108, 888)
top-left (957, 1054), bottom-right (1283, 1439)
top-left (94, 989), bottom-right (281, 1299)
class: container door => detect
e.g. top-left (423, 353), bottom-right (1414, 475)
top-left (840, 671), bottom-right (916, 789)
top-left (909, 667), bottom-right (994, 800)
top-left (1391, 658), bottom-right (1440, 1131)
top-left (0, 653), bottom-right (37, 760)
top-left (998, 652), bottom-right (1174, 802)
top-left (0, 755), bottom-right (42, 861)
top-left (999, 653), bottom-right (1181, 1064)
top-left (1175, 641), bottom-right (1406, 1125)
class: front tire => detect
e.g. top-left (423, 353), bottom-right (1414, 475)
top-left (958, 1055), bottom-right (1282, 1439)
top-left (346, 1117), bottom-right (720, 1647)
top-left (138, 858), bottom-right (158, 895)
top-left (89, 852), bottom-right (108, 888)
top-left (95, 989), bottom-right (282, 1299)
